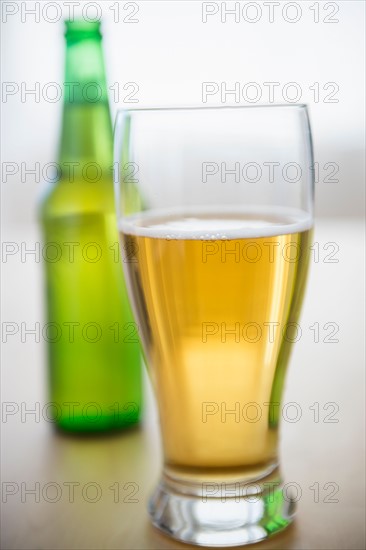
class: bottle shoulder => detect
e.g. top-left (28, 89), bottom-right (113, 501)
top-left (39, 178), bottom-right (115, 220)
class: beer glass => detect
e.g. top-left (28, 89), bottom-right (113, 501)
top-left (114, 105), bottom-right (314, 546)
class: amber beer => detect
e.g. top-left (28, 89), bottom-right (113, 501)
top-left (121, 207), bottom-right (312, 482)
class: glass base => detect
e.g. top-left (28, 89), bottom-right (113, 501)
top-left (148, 468), bottom-right (295, 547)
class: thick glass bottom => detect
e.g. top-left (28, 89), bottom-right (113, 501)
top-left (53, 415), bottom-right (140, 433)
top-left (148, 466), bottom-right (295, 547)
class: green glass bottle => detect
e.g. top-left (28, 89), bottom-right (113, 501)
top-left (39, 20), bottom-right (142, 432)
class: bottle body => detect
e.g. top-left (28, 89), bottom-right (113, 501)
top-left (40, 22), bottom-right (141, 432)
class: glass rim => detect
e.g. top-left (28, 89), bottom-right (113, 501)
top-left (116, 104), bottom-right (308, 115)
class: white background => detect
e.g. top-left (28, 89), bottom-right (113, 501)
top-left (1, 0), bottom-right (365, 224)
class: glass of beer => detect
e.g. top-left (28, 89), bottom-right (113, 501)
top-left (114, 105), bottom-right (314, 546)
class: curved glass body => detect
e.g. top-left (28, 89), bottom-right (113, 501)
top-left (114, 105), bottom-right (314, 545)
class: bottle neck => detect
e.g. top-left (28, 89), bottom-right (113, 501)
top-left (59, 35), bottom-right (113, 180)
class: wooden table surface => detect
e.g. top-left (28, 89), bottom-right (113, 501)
top-left (1, 219), bottom-right (365, 550)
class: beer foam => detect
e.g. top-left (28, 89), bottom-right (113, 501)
top-left (119, 205), bottom-right (313, 240)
